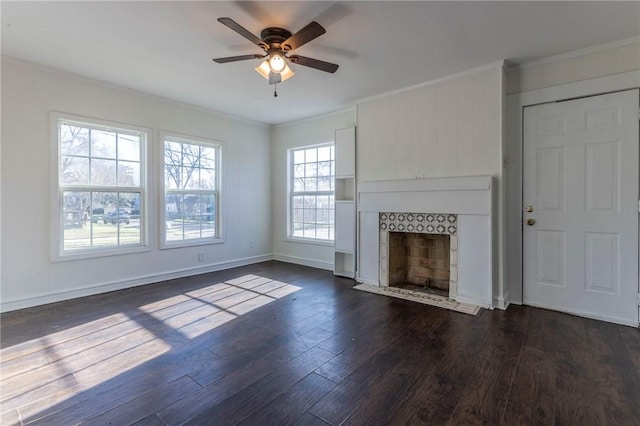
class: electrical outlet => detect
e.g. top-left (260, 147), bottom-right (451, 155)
top-left (197, 252), bottom-right (204, 262)
top-left (250, 240), bottom-right (254, 248)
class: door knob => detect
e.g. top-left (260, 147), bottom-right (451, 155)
top-left (526, 218), bottom-right (536, 226)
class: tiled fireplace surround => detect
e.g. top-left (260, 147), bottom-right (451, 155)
top-left (357, 176), bottom-right (495, 308)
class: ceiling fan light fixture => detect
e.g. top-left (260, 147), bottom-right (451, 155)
top-left (280, 63), bottom-right (295, 82)
top-left (255, 60), bottom-right (271, 79)
top-left (255, 59), bottom-right (295, 83)
top-left (268, 53), bottom-right (286, 72)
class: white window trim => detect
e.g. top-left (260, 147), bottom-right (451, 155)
top-left (50, 112), bottom-right (152, 262)
top-left (159, 131), bottom-right (224, 249)
top-left (286, 141), bottom-right (335, 244)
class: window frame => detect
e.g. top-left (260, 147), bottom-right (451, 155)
top-left (159, 131), bottom-right (223, 249)
top-left (50, 112), bottom-right (151, 262)
top-left (286, 142), bottom-right (335, 245)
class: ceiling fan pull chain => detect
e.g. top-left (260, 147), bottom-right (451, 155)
top-left (274, 83), bottom-right (278, 98)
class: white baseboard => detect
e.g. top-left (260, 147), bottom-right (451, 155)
top-left (0, 254), bottom-right (273, 313)
top-left (272, 253), bottom-right (333, 271)
top-left (524, 301), bottom-right (639, 328)
top-left (455, 294), bottom-right (492, 309)
top-left (493, 292), bottom-right (510, 310)
top-left (355, 277), bottom-right (380, 286)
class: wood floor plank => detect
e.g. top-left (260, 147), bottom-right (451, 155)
top-left (81, 375), bottom-right (201, 426)
top-left (499, 346), bottom-right (555, 425)
top-left (447, 329), bottom-right (524, 424)
top-left (183, 346), bottom-right (334, 425)
top-left (237, 372), bottom-right (336, 426)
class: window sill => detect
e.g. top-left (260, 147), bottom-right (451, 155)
top-left (52, 245), bottom-right (152, 263)
top-left (286, 237), bottom-right (334, 247)
top-left (160, 238), bottom-right (225, 250)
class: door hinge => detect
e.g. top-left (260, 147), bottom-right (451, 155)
top-left (637, 292), bottom-right (640, 306)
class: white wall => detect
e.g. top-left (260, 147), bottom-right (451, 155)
top-left (357, 64), bottom-right (503, 182)
top-left (1, 57), bottom-right (272, 311)
top-left (271, 109), bottom-right (356, 270)
top-left (506, 40), bottom-right (639, 95)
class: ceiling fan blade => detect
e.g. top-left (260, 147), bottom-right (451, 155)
top-left (281, 21), bottom-right (326, 51)
top-left (289, 55), bottom-right (338, 73)
top-left (218, 17), bottom-right (267, 49)
top-left (269, 72), bottom-right (281, 85)
top-left (213, 54), bottom-right (265, 63)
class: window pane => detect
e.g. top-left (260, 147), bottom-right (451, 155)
top-left (294, 164), bottom-right (305, 178)
top-left (165, 193), bottom-right (184, 242)
top-left (318, 161), bottom-right (332, 177)
top-left (91, 159), bottom-right (117, 186)
top-left (60, 125), bottom-right (89, 156)
top-left (200, 147), bottom-right (216, 168)
top-left (91, 130), bottom-right (117, 159)
top-left (118, 134), bottom-right (140, 161)
top-left (165, 164), bottom-right (180, 189)
top-left (293, 178), bottom-right (304, 192)
top-left (62, 191), bottom-right (91, 251)
top-left (118, 161), bottom-right (140, 187)
top-left (304, 177), bottom-right (317, 191)
top-left (60, 156), bottom-right (89, 185)
top-left (318, 176), bottom-right (331, 191)
top-left (200, 195), bottom-right (216, 239)
top-left (200, 168), bottom-right (215, 190)
top-left (118, 193), bottom-right (140, 245)
top-left (317, 146), bottom-right (331, 162)
top-left (293, 150), bottom-right (305, 164)
top-left (305, 148), bottom-right (317, 163)
top-left (305, 163), bottom-right (317, 177)
top-left (183, 166), bottom-right (200, 189)
top-left (183, 193), bottom-right (202, 240)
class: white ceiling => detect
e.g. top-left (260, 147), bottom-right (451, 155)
top-left (2, 1), bottom-right (639, 125)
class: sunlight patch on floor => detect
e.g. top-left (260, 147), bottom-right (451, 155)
top-left (0, 275), bottom-right (301, 423)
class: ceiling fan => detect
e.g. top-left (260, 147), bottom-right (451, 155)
top-left (213, 17), bottom-right (339, 89)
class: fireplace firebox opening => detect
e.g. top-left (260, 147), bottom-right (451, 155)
top-left (388, 232), bottom-right (450, 296)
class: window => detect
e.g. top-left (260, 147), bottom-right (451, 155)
top-left (54, 115), bottom-right (147, 258)
top-left (289, 143), bottom-right (335, 241)
top-left (162, 134), bottom-right (220, 246)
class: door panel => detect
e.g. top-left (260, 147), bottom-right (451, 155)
top-left (585, 141), bottom-right (619, 212)
top-left (536, 147), bottom-right (565, 212)
top-left (523, 89), bottom-right (639, 326)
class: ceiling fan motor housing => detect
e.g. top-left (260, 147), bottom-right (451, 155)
top-left (260, 27), bottom-right (293, 50)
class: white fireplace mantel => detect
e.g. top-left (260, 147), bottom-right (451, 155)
top-left (357, 176), bottom-right (495, 308)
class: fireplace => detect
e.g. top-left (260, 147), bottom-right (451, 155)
top-left (379, 212), bottom-right (458, 300)
top-left (356, 176), bottom-right (496, 309)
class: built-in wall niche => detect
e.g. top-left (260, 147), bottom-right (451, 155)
top-left (335, 177), bottom-right (355, 201)
top-left (334, 252), bottom-right (355, 277)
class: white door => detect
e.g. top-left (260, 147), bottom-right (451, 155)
top-left (523, 89), bottom-right (639, 326)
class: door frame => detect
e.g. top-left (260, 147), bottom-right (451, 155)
top-left (505, 70), bottom-right (640, 322)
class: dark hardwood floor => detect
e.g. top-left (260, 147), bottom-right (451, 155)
top-left (1, 261), bottom-right (639, 425)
